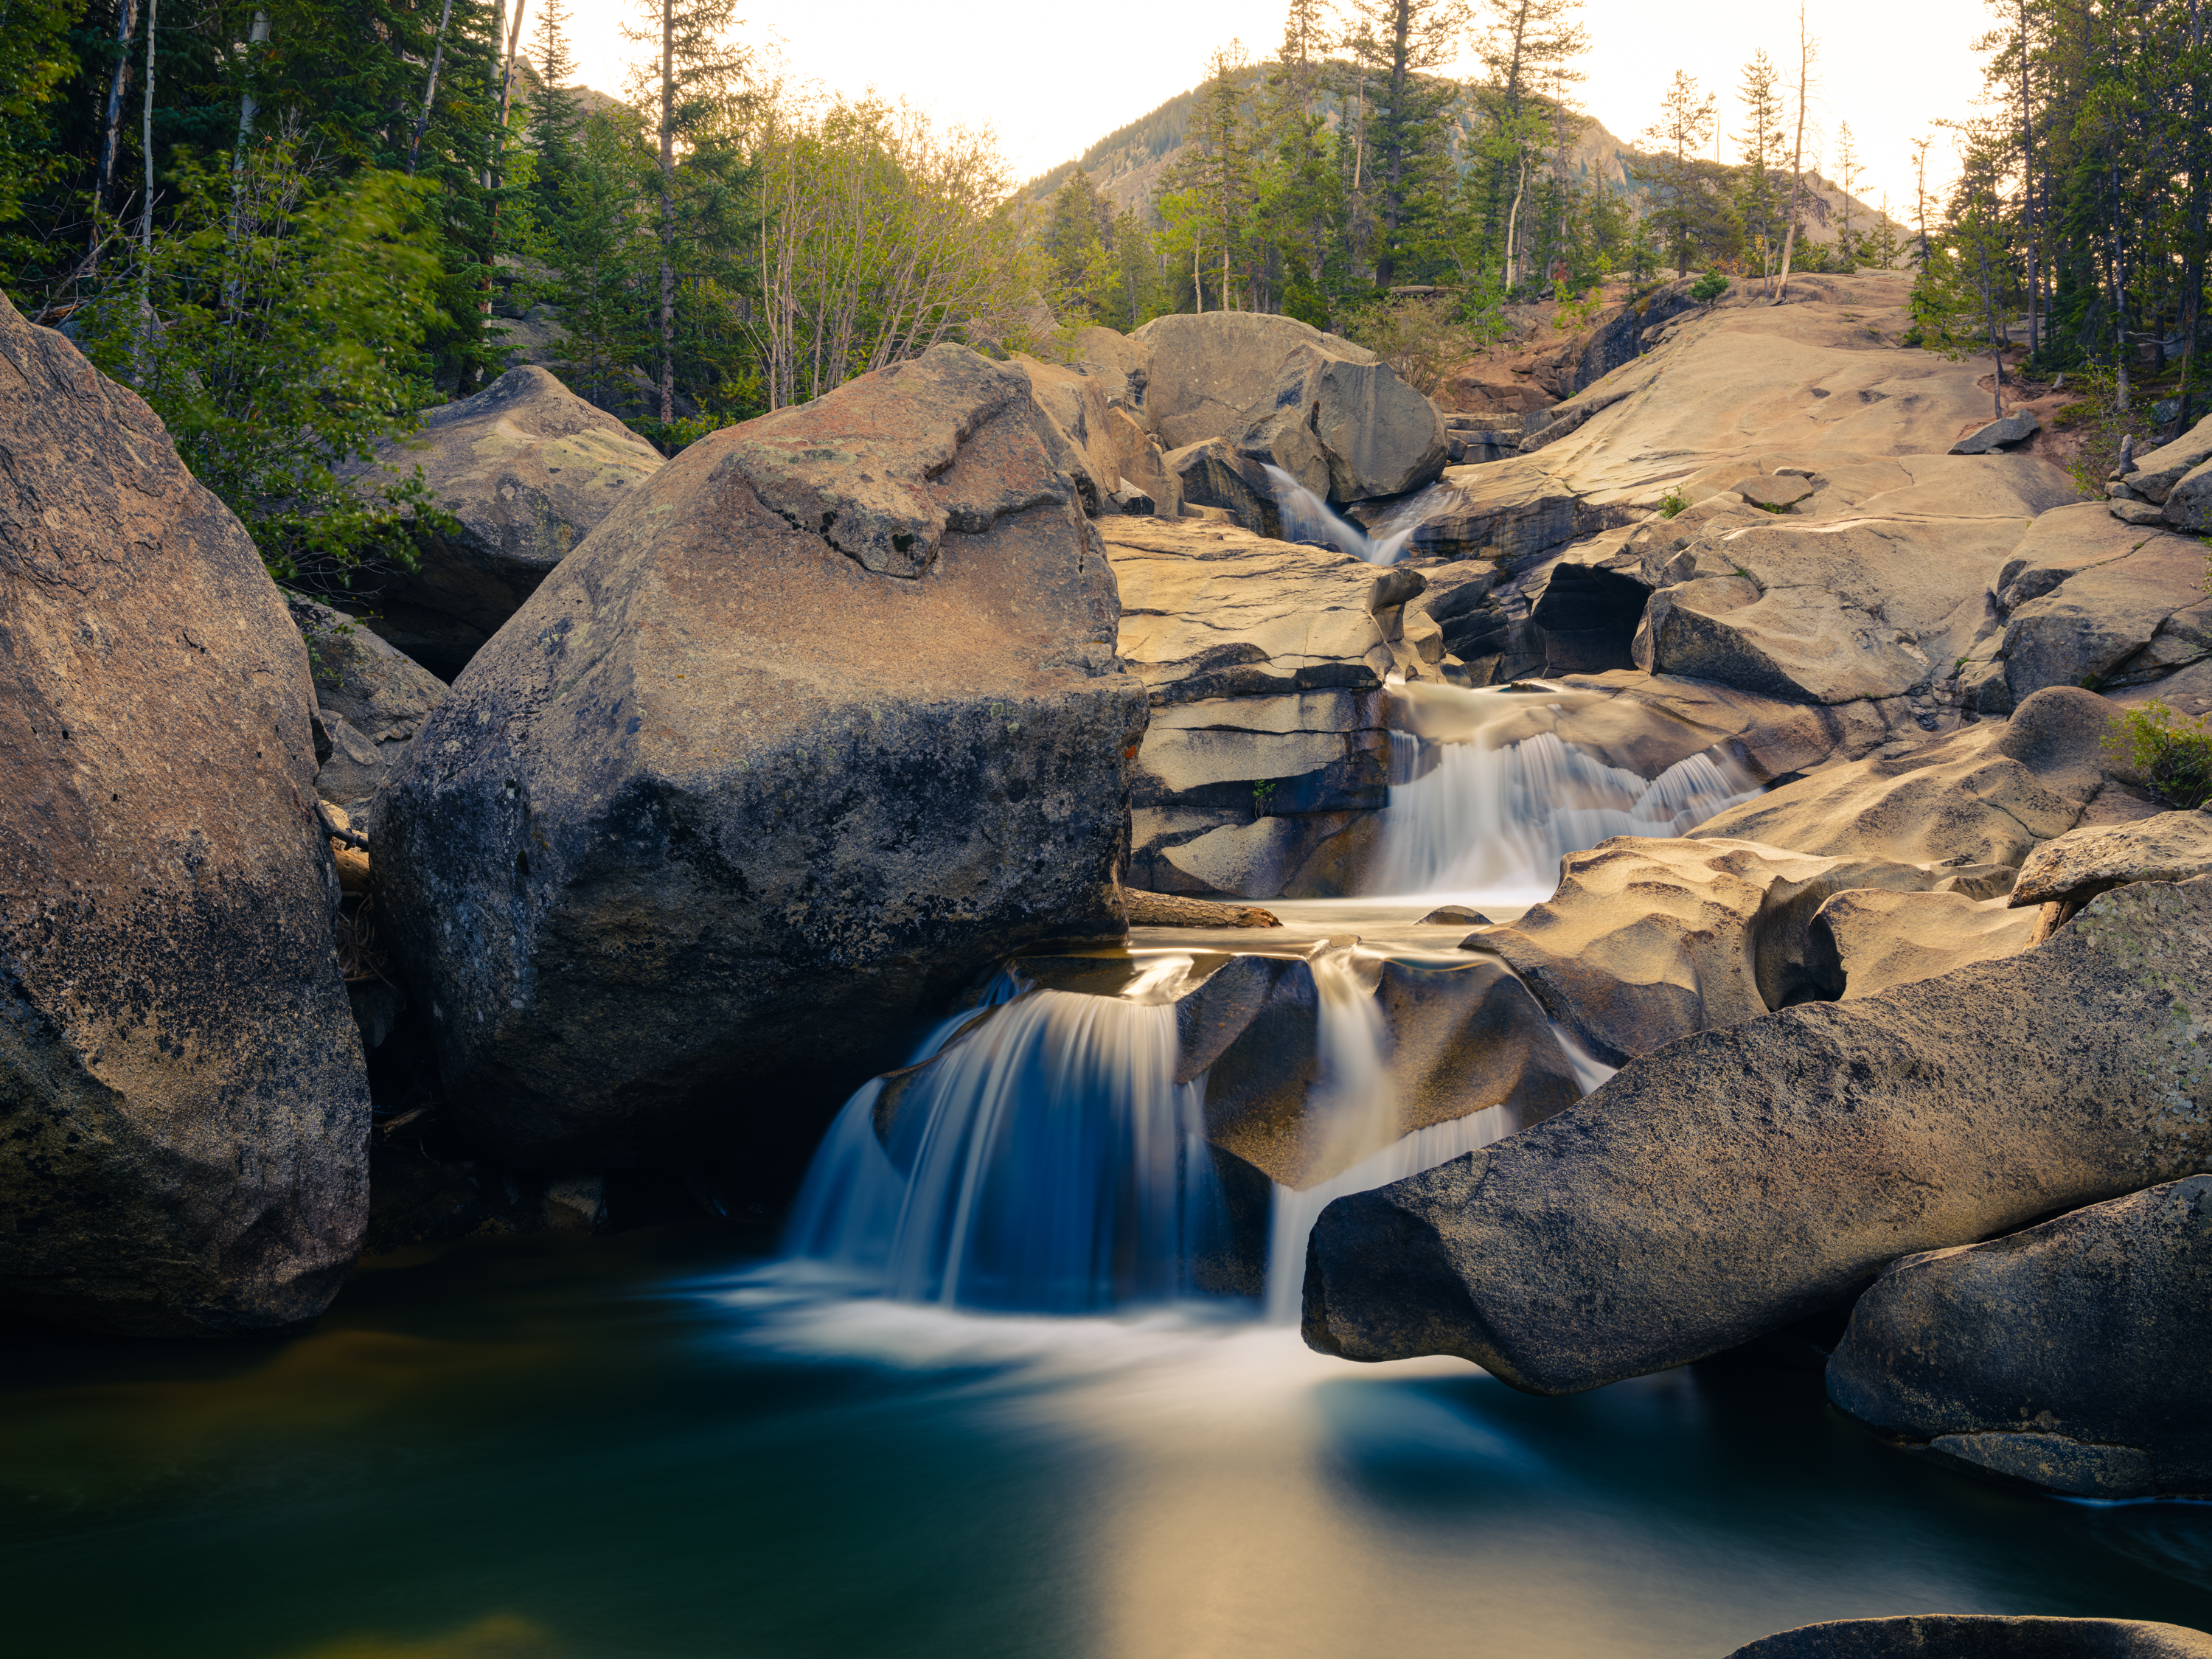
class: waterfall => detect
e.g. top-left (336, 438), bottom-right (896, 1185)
top-left (1264, 1109), bottom-right (1513, 1323)
top-left (782, 961), bottom-right (1222, 1314)
top-left (1371, 689), bottom-right (1763, 902)
top-left (1261, 465), bottom-right (1446, 566)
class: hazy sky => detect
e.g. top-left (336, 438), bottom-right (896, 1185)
top-left (557, 0), bottom-right (1995, 215)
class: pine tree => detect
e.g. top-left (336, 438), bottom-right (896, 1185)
top-left (1346, 0), bottom-right (1467, 288)
top-left (1634, 70), bottom-right (1717, 278)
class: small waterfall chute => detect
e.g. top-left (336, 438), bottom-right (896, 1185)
top-left (1371, 686), bottom-right (1764, 902)
top-left (782, 960), bottom-right (1223, 1314)
top-left (1261, 465), bottom-right (1447, 566)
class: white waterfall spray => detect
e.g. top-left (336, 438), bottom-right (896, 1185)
top-left (1261, 465), bottom-right (1445, 566)
top-left (782, 961), bottom-right (1222, 1314)
top-left (1371, 688), bottom-right (1764, 903)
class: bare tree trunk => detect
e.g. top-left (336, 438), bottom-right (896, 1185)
top-left (133, 0), bottom-right (159, 384)
top-left (91, 0), bottom-right (144, 271)
top-left (477, 0), bottom-right (530, 327)
top-left (1773, 5), bottom-right (1813, 303)
top-left (2020, 0), bottom-right (2039, 363)
top-left (1194, 233), bottom-right (1203, 313)
top-left (406, 0), bottom-right (456, 177)
top-left (659, 0), bottom-right (675, 425)
top-left (2180, 0), bottom-right (2206, 433)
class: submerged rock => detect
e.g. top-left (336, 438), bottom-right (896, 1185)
top-left (375, 344), bottom-right (1145, 1178)
top-left (0, 296), bottom-right (369, 1335)
top-left (354, 365), bottom-right (665, 676)
top-left (1826, 1175), bottom-right (2212, 1498)
top-left (1302, 877), bottom-right (2212, 1394)
top-left (1728, 1617), bottom-right (2212, 1659)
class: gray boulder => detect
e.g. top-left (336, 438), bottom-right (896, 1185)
top-left (2124, 411), bottom-right (2212, 502)
top-left (1728, 1618), bottom-right (2212, 1659)
top-left (1165, 437), bottom-right (1282, 537)
top-left (1827, 1176), bottom-right (2212, 1498)
top-left (2008, 809), bottom-right (2212, 907)
top-left (356, 365), bottom-right (665, 676)
top-left (1949, 410), bottom-right (2041, 454)
top-left (1302, 876), bottom-right (2212, 1394)
top-left (0, 296), bottom-right (368, 1335)
top-left (1133, 311), bottom-right (1374, 451)
top-left (373, 344), bottom-right (1146, 1175)
top-left (2163, 456), bottom-right (2212, 532)
top-left (1393, 456), bottom-right (1577, 562)
top-left (289, 598), bottom-right (448, 821)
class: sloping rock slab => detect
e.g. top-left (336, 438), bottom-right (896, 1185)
top-left (1690, 687), bottom-right (2114, 867)
top-left (374, 344), bottom-right (1146, 1175)
top-left (358, 366), bottom-right (665, 677)
top-left (1827, 1176), bottom-right (2212, 1498)
top-left (2010, 810), bottom-right (2212, 907)
top-left (1728, 1618), bottom-right (2212, 1659)
top-left (1808, 888), bottom-right (2039, 1001)
top-left (0, 296), bottom-right (368, 1335)
top-left (1303, 876), bottom-right (2212, 1394)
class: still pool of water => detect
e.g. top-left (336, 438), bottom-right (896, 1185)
top-left (4, 1225), bottom-right (2208, 1659)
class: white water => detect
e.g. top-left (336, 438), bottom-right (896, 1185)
top-left (1261, 464), bottom-right (1446, 565)
top-left (1371, 689), bottom-right (1764, 905)
top-left (783, 961), bottom-right (1221, 1313)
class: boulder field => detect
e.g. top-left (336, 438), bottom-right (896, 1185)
top-left (0, 296), bottom-right (369, 1335)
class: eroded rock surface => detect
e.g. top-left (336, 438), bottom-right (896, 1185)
top-left (2009, 810), bottom-right (2212, 907)
top-left (0, 296), bottom-right (368, 1335)
top-left (375, 345), bottom-right (1146, 1179)
top-left (1727, 1618), bottom-right (2212, 1659)
top-left (1827, 1176), bottom-right (2212, 1498)
top-left (1303, 877), bottom-right (2212, 1394)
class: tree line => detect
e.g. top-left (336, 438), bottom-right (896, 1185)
top-left (1907, 0), bottom-right (2212, 454)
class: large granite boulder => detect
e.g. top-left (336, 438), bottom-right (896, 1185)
top-left (1827, 1176), bottom-right (2212, 1498)
top-left (1130, 312), bottom-right (1445, 505)
top-left (288, 598), bottom-right (448, 821)
top-left (1388, 457), bottom-right (1578, 563)
top-left (2124, 411), bottom-right (2212, 502)
top-left (1302, 876), bottom-right (2212, 1393)
top-left (0, 296), bottom-right (369, 1335)
top-left (1630, 515), bottom-right (2027, 706)
top-left (1728, 1618), bottom-right (2212, 1659)
top-left (356, 366), bottom-right (665, 676)
top-left (1965, 504), bottom-right (2212, 709)
top-left (2009, 810), bottom-right (2212, 908)
top-left (1478, 837), bottom-right (1941, 1063)
top-left (373, 344), bottom-right (1147, 1178)
top-left (1101, 515), bottom-right (1434, 897)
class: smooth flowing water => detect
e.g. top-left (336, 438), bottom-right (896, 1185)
top-left (1262, 464), bottom-right (1444, 564)
top-left (7, 1225), bottom-right (2208, 1659)
top-left (1368, 685), bottom-right (1764, 907)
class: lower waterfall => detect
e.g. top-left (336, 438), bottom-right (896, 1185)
top-left (782, 961), bottom-right (1222, 1313)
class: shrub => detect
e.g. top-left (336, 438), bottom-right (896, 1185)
top-left (1658, 487), bottom-right (1688, 518)
top-left (2106, 700), bottom-right (2212, 809)
top-left (1688, 271), bottom-right (1728, 302)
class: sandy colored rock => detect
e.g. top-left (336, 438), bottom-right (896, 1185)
top-left (1736, 473), bottom-right (1816, 509)
top-left (2008, 810), bottom-right (2212, 906)
top-left (0, 295), bottom-right (369, 1335)
top-left (1691, 687), bottom-right (2115, 866)
top-left (375, 344), bottom-right (1145, 1176)
top-left (1395, 457), bottom-right (1577, 562)
top-left (1303, 876), bottom-right (2212, 1394)
top-left (1478, 837), bottom-right (1939, 1062)
top-left (1827, 1176), bottom-right (2212, 1498)
top-left (355, 365), bottom-right (665, 675)
top-left (1123, 889), bottom-right (1281, 928)
top-left (1807, 887), bottom-right (2039, 1000)
top-left (1131, 311), bottom-right (1373, 451)
top-left (1990, 507), bottom-right (2211, 701)
top-left (1015, 353), bottom-right (1122, 513)
top-left (1727, 1618), bottom-right (2212, 1659)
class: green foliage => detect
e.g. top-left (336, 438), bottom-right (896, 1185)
top-left (1688, 271), bottom-right (1728, 302)
top-left (2051, 369), bottom-right (2134, 501)
top-left (72, 130), bottom-right (453, 593)
top-left (2106, 702), bottom-right (2212, 810)
top-left (1658, 486), bottom-right (1688, 518)
top-left (1336, 291), bottom-right (1506, 397)
top-left (1251, 777), bottom-right (1278, 818)
top-left (626, 411), bottom-right (744, 453)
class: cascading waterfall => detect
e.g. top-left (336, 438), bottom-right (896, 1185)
top-left (1371, 688), bottom-right (1764, 902)
top-left (782, 961), bottom-right (1222, 1313)
top-left (1261, 465), bottom-right (1444, 566)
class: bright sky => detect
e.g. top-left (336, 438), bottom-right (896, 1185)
top-left (560, 0), bottom-right (1994, 216)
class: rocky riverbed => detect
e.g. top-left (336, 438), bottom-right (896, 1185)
top-left (3, 271), bottom-right (2210, 1656)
